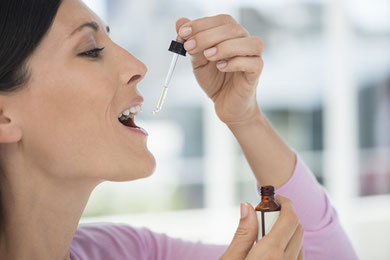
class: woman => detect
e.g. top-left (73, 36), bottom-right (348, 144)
top-left (0, 0), bottom-right (358, 259)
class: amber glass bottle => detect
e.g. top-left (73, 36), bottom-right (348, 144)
top-left (255, 185), bottom-right (281, 241)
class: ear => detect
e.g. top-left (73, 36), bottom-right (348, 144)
top-left (0, 109), bottom-right (22, 143)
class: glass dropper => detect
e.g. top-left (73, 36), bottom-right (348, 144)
top-left (152, 53), bottom-right (179, 114)
top-left (152, 40), bottom-right (187, 114)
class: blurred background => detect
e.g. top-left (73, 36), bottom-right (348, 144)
top-left (80, 0), bottom-right (390, 259)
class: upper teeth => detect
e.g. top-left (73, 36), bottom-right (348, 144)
top-left (119, 105), bottom-right (142, 119)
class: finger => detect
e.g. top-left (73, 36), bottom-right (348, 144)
top-left (203, 36), bottom-right (263, 62)
top-left (284, 224), bottom-right (304, 259)
top-left (221, 203), bottom-right (258, 259)
top-left (183, 23), bottom-right (248, 55)
top-left (266, 195), bottom-right (300, 250)
top-left (178, 14), bottom-right (237, 40)
top-left (216, 56), bottom-right (263, 73)
top-left (216, 56), bottom-right (263, 84)
top-left (176, 17), bottom-right (191, 33)
top-left (175, 17), bottom-right (191, 43)
top-left (298, 246), bottom-right (304, 260)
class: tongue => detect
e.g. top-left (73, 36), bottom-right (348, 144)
top-left (119, 117), bottom-right (139, 128)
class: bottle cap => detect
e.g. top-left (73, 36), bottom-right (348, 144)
top-left (168, 40), bottom-right (187, 56)
top-left (260, 186), bottom-right (275, 196)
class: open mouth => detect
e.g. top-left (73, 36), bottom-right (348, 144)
top-left (118, 105), bottom-right (142, 129)
top-left (118, 115), bottom-right (139, 128)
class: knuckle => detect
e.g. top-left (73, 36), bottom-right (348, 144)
top-left (254, 36), bottom-right (264, 46)
top-left (231, 23), bottom-right (245, 36)
top-left (219, 42), bottom-right (234, 57)
top-left (234, 226), bottom-right (251, 237)
top-left (218, 14), bottom-right (234, 24)
top-left (254, 57), bottom-right (263, 73)
top-left (252, 36), bottom-right (264, 52)
top-left (239, 62), bottom-right (247, 72)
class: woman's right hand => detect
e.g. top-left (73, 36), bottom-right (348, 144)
top-left (220, 195), bottom-right (304, 260)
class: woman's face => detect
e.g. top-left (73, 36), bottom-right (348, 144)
top-left (5, 0), bottom-right (156, 181)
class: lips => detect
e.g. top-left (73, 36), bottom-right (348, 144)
top-left (118, 95), bottom-right (144, 129)
top-left (119, 96), bottom-right (144, 116)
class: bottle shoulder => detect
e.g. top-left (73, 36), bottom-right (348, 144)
top-left (255, 201), bottom-right (281, 212)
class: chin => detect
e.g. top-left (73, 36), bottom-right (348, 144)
top-left (110, 150), bottom-right (156, 182)
top-left (137, 150), bottom-right (156, 179)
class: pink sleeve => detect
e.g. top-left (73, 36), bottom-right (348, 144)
top-left (138, 227), bottom-right (227, 260)
top-left (262, 154), bottom-right (358, 260)
top-left (70, 222), bottom-right (227, 260)
top-left (71, 154), bottom-right (358, 260)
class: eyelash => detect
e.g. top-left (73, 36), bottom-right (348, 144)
top-left (79, 47), bottom-right (105, 58)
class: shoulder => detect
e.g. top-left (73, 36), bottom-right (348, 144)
top-left (70, 222), bottom-right (150, 260)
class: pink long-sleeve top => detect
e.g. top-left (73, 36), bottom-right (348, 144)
top-left (70, 155), bottom-right (358, 259)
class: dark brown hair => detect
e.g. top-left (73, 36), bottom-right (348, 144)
top-left (0, 0), bottom-right (62, 231)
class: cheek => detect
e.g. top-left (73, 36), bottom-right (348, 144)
top-left (20, 66), bottom-right (155, 180)
top-left (20, 71), bottom-right (113, 176)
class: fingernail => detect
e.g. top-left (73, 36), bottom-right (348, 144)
top-left (240, 203), bottom-right (248, 219)
top-left (216, 60), bottom-right (227, 69)
top-left (184, 39), bottom-right (196, 51)
top-left (179, 27), bottom-right (192, 37)
top-left (204, 47), bottom-right (217, 58)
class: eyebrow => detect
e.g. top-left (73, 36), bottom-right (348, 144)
top-left (69, 21), bottom-right (110, 37)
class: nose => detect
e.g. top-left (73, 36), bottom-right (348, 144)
top-left (117, 46), bottom-right (148, 86)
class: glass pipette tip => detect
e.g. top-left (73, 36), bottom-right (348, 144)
top-left (152, 52), bottom-right (179, 114)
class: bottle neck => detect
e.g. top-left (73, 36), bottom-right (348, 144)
top-left (256, 194), bottom-right (280, 211)
top-left (260, 185), bottom-right (275, 196)
top-left (256, 185), bottom-right (280, 211)
top-left (261, 194), bottom-right (276, 202)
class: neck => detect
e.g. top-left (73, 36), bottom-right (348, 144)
top-left (0, 164), bottom-right (99, 260)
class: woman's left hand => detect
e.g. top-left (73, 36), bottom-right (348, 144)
top-left (176, 15), bottom-right (264, 127)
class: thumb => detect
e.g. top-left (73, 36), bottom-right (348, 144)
top-left (175, 17), bottom-right (191, 43)
top-left (222, 203), bottom-right (258, 259)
